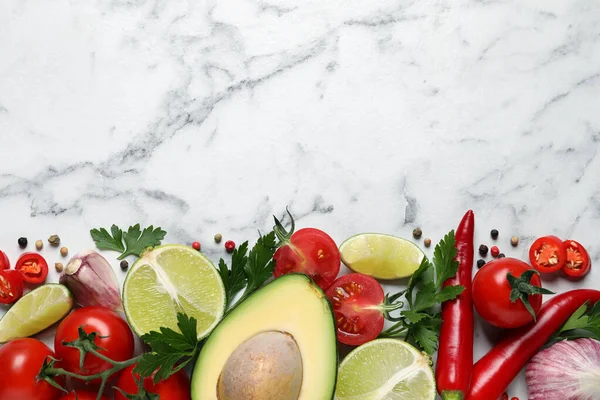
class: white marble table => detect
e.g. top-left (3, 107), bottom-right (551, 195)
top-left (1, 0), bottom-right (599, 398)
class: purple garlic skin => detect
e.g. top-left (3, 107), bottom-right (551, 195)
top-left (526, 338), bottom-right (600, 400)
top-left (59, 249), bottom-right (123, 312)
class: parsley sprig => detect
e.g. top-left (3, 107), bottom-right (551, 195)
top-left (90, 224), bottom-right (166, 259)
top-left (551, 301), bottom-right (600, 343)
top-left (379, 230), bottom-right (465, 354)
top-left (217, 231), bottom-right (277, 311)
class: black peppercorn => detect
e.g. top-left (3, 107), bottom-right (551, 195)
top-left (120, 260), bottom-right (129, 271)
top-left (18, 237), bottom-right (28, 249)
top-left (497, 253), bottom-right (506, 258)
top-left (477, 259), bottom-right (486, 268)
top-left (412, 227), bottom-right (423, 239)
top-left (478, 244), bottom-right (488, 256)
top-left (491, 229), bottom-right (499, 239)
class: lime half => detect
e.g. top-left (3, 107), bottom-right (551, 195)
top-left (335, 338), bottom-right (435, 400)
top-left (123, 245), bottom-right (226, 339)
top-left (0, 284), bottom-right (73, 343)
top-left (340, 233), bottom-right (424, 279)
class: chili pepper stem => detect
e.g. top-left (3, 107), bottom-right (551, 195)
top-left (442, 390), bottom-right (465, 400)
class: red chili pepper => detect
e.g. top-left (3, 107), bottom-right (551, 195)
top-left (466, 289), bottom-right (600, 400)
top-left (15, 252), bottom-right (48, 284)
top-left (436, 210), bottom-right (474, 400)
top-left (0, 269), bottom-right (24, 304)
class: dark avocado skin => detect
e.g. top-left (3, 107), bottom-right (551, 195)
top-left (192, 272), bottom-right (338, 400)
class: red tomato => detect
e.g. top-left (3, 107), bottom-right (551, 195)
top-left (114, 364), bottom-right (191, 400)
top-left (0, 250), bottom-right (9, 269)
top-left (325, 273), bottom-right (386, 346)
top-left (561, 240), bottom-right (591, 279)
top-left (54, 307), bottom-right (134, 379)
top-left (15, 252), bottom-right (49, 284)
top-left (0, 338), bottom-right (64, 400)
top-left (0, 268), bottom-right (24, 304)
top-left (273, 227), bottom-right (341, 290)
top-left (528, 235), bottom-right (566, 273)
top-left (472, 258), bottom-right (544, 328)
top-left (58, 391), bottom-right (109, 400)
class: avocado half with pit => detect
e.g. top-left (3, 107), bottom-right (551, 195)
top-left (191, 273), bottom-right (337, 400)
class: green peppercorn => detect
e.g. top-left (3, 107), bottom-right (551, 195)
top-left (214, 233), bottom-right (223, 243)
top-left (491, 229), bottom-right (499, 239)
top-left (48, 234), bottom-right (61, 247)
top-left (478, 244), bottom-right (488, 256)
top-left (18, 237), bottom-right (27, 249)
top-left (477, 259), bottom-right (486, 268)
top-left (120, 260), bottom-right (129, 271)
top-left (412, 227), bottom-right (423, 239)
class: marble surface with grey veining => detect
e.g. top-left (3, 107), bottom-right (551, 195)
top-left (1, 0), bottom-right (600, 398)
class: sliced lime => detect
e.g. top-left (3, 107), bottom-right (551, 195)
top-left (340, 233), bottom-right (425, 279)
top-left (335, 338), bottom-right (435, 400)
top-left (0, 284), bottom-right (73, 343)
top-left (123, 245), bottom-right (226, 339)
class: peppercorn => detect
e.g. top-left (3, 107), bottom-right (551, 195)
top-left (491, 246), bottom-right (500, 257)
top-left (18, 237), bottom-right (28, 249)
top-left (55, 262), bottom-right (64, 273)
top-left (491, 229), bottom-right (499, 239)
top-left (48, 234), bottom-right (60, 247)
top-left (511, 236), bottom-right (519, 247)
top-left (478, 244), bottom-right (488, 256)
top-left (498, 253), bottom-right (506, 258)
top-left (412, 227), bottom-right (422, 239)
top-left (192, 241), bottom-right (201, 251)
top-left (120, 260), bottom-right (129, 271)
top-left (477, 259), bottom-right (486, 269)
top-left (225, 240), bottom-right (236, 253)
top-left (500, 393), bottom-right (508, 400)
top-left (214, 233), bottom-right (223, 243)
top-left (511, 397), bottom-right (519, 400)
top-left (35, 240), bottom-right (43, 250)
top-left (424, 238), bottom-right (432, 248)
top-left (60, 247), bottom-right (68, 257)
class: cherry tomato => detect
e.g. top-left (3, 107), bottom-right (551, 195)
top-left (0, 269), bottom-right (24, 304)
top-left (58, 391), bottom-right (109, 400)
top-left (561, 240), bottom-right (591, 279)
top-left (472, 258), bottom-right (544, 328)
top-left (325, 273), bottom-right (386, 346)
top-left (0, 338), bottom-right (64, 400)
top-left (528, 235), bottom-right (566, 273)
top-left (273, 225), bottom-right (341, 290)
top-left (0, 250), bottom-right (9, 269)
top-left (114, 364), bottom-right (191, 400)
top-left (15, 252), bottom-right (49, 284)
top-left (54, 307), bottom-right (134, 380)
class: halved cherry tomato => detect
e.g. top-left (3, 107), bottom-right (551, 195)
top-left (0, 269), bottom-right (24, 304)
top-left (325, 273), bottom-right (386, 346)
top-left (0, 250), bottom-right (9, 270)
top-left (15, 252), bottom-right (48, 284)
top-left (561, 240), bottom-right (591, 279)
top-left (528, 235), bottom-right (566, 273)
top-left (273, 212), bottom-right (340, 290)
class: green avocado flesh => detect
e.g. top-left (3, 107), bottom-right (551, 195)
top-left (191, 274), bottom-right (338, 400)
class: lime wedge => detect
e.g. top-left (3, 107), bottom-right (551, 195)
top-left (0, 284), bottom-right (73, 343)
top-left (335, 338), bottom-right (435, 400)
top-left (123, 245), bottom-right (226, 339)
top-left (340, 233), bottom-right (424, 279)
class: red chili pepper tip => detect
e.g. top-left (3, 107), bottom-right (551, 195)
top-left (491, 246), bottom-right (500, 257)
top-left (192, 241), bottom-right (201, 251)
top-left (225, 240), bottom-right (235, 253)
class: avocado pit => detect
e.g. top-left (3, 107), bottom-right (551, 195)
top-left (217, 330), bottom-right (303, 400)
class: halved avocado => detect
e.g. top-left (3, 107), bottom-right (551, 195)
top-left (191, 274), bottom-right (337, 400)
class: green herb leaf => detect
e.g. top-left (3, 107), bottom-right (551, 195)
top-left (406, 257), bottom-right (433, 308)
top-left (433, 230), bottom-right (459, 289)
top-left (90, 224), bottom-right (166, 259)
top-left (436, 285), bottom-right (465, 303)
top-left (217, 242), bottom-right (249, 307)
top-left (242, 231), bottom-right (277, 300)
top-left (90, 225), bottom-right (125, 253)
top-left (407, 315), bottom-right (442, 355)
top-left (136, 313), bottom-right (199, 383)
top-left (554, 301), bottom-right (600, 342)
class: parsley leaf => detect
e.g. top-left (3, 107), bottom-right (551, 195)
top-left (90, 224), bottom-right (166, 259)
top-left (217, 242), bottom-right (249, 307)
top-left (552, 301), bottom-right (600, 342)
top-left (380, 230), bottom-right (465, 355)
top-left (136, 313), bottom-right (199, 383)
top-left (218, 231), bottom-right (277, 312)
